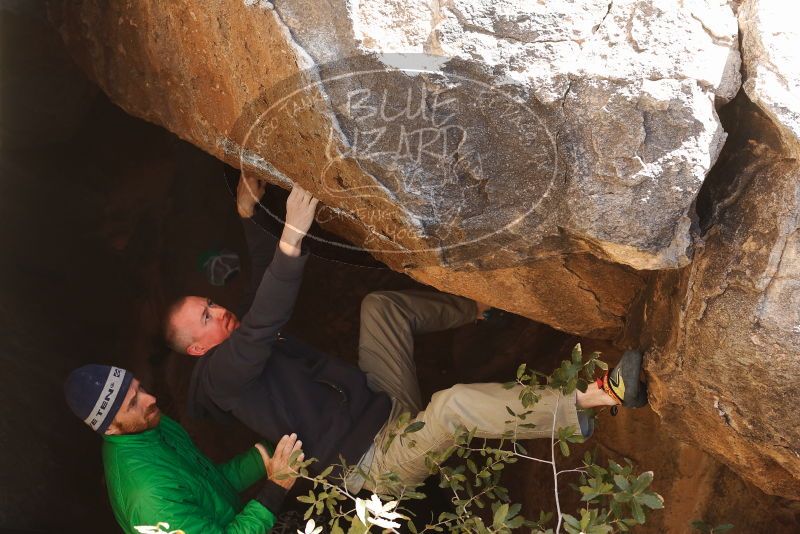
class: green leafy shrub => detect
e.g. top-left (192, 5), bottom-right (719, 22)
top-left (286, 344), bottom-right (664, 533)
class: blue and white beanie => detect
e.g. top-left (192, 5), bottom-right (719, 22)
top-left (64, 364), bottom-right (133, 434)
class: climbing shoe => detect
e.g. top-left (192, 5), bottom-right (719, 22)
top-left (600, 349), bottom-right (648, 414)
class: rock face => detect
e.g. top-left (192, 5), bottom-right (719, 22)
top-left (51, 0), bottom-right (800, 501)
top-left (642, 0), bottom-right (800, 499)
top-left (52, 0), bottom-right (739, 337)
top-left (740, 0), bottom-right (800, 156)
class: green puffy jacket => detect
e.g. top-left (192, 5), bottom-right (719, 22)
top-left (102, 415), bottom-right (278, 534)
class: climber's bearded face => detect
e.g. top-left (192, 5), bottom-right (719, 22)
top-left (170, 297), bottom-right (240, 356)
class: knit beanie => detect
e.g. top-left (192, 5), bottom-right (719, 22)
top-left (64, 364), bottom-right (133, 434)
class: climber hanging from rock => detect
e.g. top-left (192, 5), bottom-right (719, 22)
top-left (162, 173), bottom-right (649, 496)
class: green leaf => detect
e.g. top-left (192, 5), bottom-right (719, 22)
top-left (506, 515), bottom-right (525, 529)
top-left (559, 440), bottom-right (570, 457)
top-left (579, 510), bottom-right (590, 530)
top-left (596, 360), bottom-right (609, 370)
top-left (404, 421), bottom-right (425, 434)
top-left (622, 458), bottom-right (634, 474)
top-left (610, 500), bottom-right (623, 519)
top-left (637, 492), bottom-right (664, 510)
top-left (614, 474), bottom-right (630, 491)
top-left (494, 485), bottom-right (509, 501)
top-left (381, 436), bottom-right (395, 453)
top-left (631, 499), bottom-right (645, 524)
top-left (714, 525), bottom-right (735, 533)
top-left (493, 503), bottom-right (509, 527)
top-left (296, 492), bottom-right (316, 504)
top-left (613, 491), bottom-right (632, 503)
top-left (587, 464), bottom-right (607, 478)
top-left (632, 470), bottom-right (654, 494)
top-left (517, 363), bottom-right (527, 379)
top-left (347, 516), bottom-right (369, 534)
top-left (565, 377), bottom-right (578, 393)
top-left (467, 459), bottom-right (477, 473)
top-left (572, 344), bottom-right (583, 364)
top-left (562, 514), bottom-right (581, 529)
top-left (566, 433), bottom-right (585, 444)
top-left (521, 391), bottom-right (536, 408)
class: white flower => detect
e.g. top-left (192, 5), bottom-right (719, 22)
top-left (356, 496), bottom-right (368, 525)
top-left (368, 516), bottom-right (402, 530)
top-left (134, 524), bottom-right (184, 534)
top-left (354, 493), bottom-right (406, 531)
top-left (297, 519), bottom-right (322, 534)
